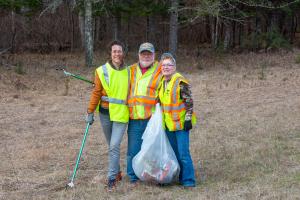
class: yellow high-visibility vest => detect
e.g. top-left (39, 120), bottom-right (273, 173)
top-left (127, 61), bottom-right (162, 119)
top-left (96, 62), bottom-right (129, 123)
top-left (159, 72), bottom-right (196, 131)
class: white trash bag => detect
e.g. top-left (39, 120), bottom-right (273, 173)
top-left (132, 103), bottom-right (180, 184)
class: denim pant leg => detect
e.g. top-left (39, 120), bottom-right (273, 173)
top-left (107, 121), bottom-right (127, 180)
top-left (126, 119), bottom-right (149, 182)
top-left (99, 113), bottom-right (127, 180)
top-left (99, 113), bottom-right (112, 144)
top-left (166, 129), bottom-right (196, 187)
top-left (166, 131), bottom-right (181, 179)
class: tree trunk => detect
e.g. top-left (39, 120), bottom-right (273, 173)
top-left (223, 21), bottom-right (231, 51)
top-left (205, 16), bottom-right (211, 43)
top-left (269, 10), bottom-right (279, 33)
top-left (284, 13), bottom-right (294, 43)
top-left (84, 0), bottom-right (93, 68)
top-left (291, 14), bottom-right (296, 43)
top-left (210, 17), bottom-right (216, 48)
top-left (255, 13), bottom-right (262, 34)
top-left (291, 14), bottom-right (297, 43)
top-left (98, 16), bottom-right (106, 42)
top-left (210, 14), bottom-right (220, 49)
top-left (146, 15), bottom-right (156, 44)
top-left (11, 11), bottom-right (16, 53)
top-left (79, 11), bottom-right (85, 49)
top-left (94, 17), bottom-right (101, 44)
top-left (126, 16), bottom-right (131, 50)
top-left (112, 14), bottom-right (121, 41)
top-left (169, 0), bottom-right (178, 57)
top-left (146, 16), bottom-right (150, 42)
top-left (70, 10), bottom-right (75, 51)
top-left (93, 17), bottom-right (97, 47)
top-left (232, 8), bottom-right (237, 48)
top-left (232, 20), bottom-right (236, 48)
top-left (238, 22), bottom-right (242, 47)
top-left (214, 15), bottom-right (219, 49)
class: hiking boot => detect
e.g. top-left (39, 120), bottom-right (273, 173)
top-left (102, 171), bottom-right (122, 184)
top-left (128, 180), bottom-right (140, 189)
top-left (183, 185), bottom-right (195, 190)
top-left (116, 171), bottom-right (122, 182)
top-left (106, 179), bottom-right (116, 192)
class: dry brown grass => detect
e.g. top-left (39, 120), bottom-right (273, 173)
top-left (1, 49), bottom-right (300, 199)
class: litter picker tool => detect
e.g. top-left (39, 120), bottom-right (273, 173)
top-left (57, 68), bottom-right (94, 85)
top-left (66, 122), bottom-right (91, 189)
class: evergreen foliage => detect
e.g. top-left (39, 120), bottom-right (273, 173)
top-left (0, 0), bottom-right (42, 13)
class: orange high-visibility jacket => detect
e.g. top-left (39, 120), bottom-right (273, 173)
top-left (127, 61), bottom-right (162, 119)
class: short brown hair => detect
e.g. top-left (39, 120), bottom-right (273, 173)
top-left (107, 40), bottom-right (126, 55)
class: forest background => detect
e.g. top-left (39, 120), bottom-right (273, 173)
top-left (1, 0), bottom-right (300, 66)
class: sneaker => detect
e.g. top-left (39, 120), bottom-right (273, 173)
top-left (106, 179), bottom-right (116, 192)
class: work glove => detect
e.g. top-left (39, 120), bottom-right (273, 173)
top-left (184, 120), bottom-right (192, 132)
top-left (85, 113), bottom-right (94, 125)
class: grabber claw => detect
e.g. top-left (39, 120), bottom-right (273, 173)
top-left (65, 182), bottom-right (75, 190)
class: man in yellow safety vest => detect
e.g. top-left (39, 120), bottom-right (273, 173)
top-left (126, 42), bottom-right (162, 184)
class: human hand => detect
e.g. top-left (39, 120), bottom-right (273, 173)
top-left (184, 120), bottom-right (192, 131)
top-left (85, 113), bottom-right (94, 125)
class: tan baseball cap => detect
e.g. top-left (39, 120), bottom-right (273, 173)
top-left (139, 42), bottom-right (155, 53)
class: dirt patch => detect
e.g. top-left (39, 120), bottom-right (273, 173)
top-left (1, 51), bottom-right (300, 199)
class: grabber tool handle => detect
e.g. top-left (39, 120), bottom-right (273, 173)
top-left (67, 122), bottom-right (91, 187)
top-left (63, 69), bottom-right (94, 85)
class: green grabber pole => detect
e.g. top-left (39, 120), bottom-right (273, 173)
top-left (66, 122), bottom-right (91, 188)
top-left (63, 69), bottom-right (94, 85)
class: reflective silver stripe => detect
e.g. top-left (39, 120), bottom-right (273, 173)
top-left (101, 96), bottom-right (126, 105)
top-left (126, 67), bottom-right (130, 99)
top-left (102, 64), bottom-right (109, 86)
top-left (153, 73), bottom-right (162, 92)
top-left (128, 101), bottom-right (156, 107)
top-left (146, 62), bottom-right (159, 95)
top-left (131, 95), bottom-right (156, 101)
top-left (172, 111), bottom-right (181, 130)
top-left (172, 78), bottom-right (181, 103)
top-left (175, 121), bottom-right (181, 130)
top-left (127, 67), bottom-right (130, 89)
top-left (162, 103), bottom-right (185, 111)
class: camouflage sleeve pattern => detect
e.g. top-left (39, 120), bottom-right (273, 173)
top-left (179, 81), bottom-right (193, 121)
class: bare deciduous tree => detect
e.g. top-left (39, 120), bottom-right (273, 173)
top-left (169, 0), bottom-right (178, 56)
top-left (84, 0), bottom-right (93, 67)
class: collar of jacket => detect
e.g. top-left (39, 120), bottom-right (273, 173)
top-left (108, 60), bottom-right (125, 70)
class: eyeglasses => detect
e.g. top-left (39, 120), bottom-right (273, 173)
top-left (162, 64), bottom-right (175, 67)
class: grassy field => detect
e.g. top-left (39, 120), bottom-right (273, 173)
top-left (1, 50), bottom-right (300, 199)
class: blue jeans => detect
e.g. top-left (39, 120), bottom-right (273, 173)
top-left (126, 119), bottom-right (149, 182)
top-left (99, 113), bottom-right (127, 180)
top-left (166, 129), bottom-right (196, 187)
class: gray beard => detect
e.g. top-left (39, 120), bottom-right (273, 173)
top-left (139, 60), bottom-right (154, 68)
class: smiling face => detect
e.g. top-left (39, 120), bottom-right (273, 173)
top-left (139, 51), bottom-right (155, 68)
top-left (161, 58), bottom-right (176, 79)
top-left (111, 44), bottom-right (124, 66)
